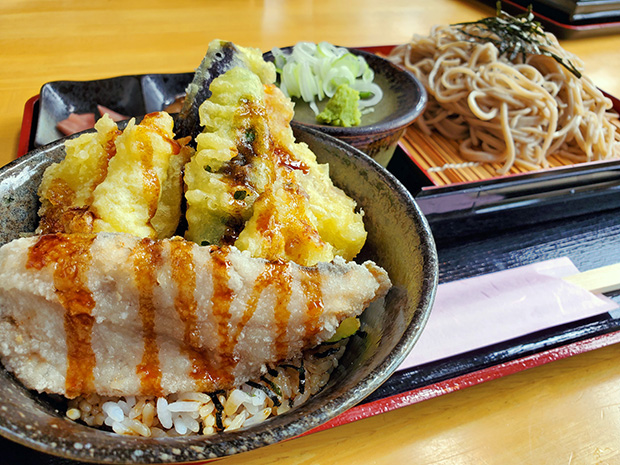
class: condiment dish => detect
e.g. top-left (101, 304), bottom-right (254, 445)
top-left (264, 47), bottom-right (427, 167)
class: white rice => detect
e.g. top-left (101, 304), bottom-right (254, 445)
top-left (65, 341), bottom-right (347, 437)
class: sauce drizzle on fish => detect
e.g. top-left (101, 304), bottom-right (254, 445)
top-left (133, 238), bottom-right (164, 396)
top-left (269, 262), bottom-right (293, 360)
top-left (23, 236), bottom-right (321, 396)
top-left (5, 233), bottom-right (389, 398)
top-left (26, 234), bottom-right (97, 398)
top-left (170, 240), bottom-right (235, 391)
top-left (300, 267), bottom-right (325, 341)
top-left (209, 247), bottom-right (236, 372)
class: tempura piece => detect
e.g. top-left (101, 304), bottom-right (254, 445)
top-left (176, 39), bottom-right (276, 140)
top-left (37, 112), bottom-right (193, 239)
top-left (184, 63), bottom-right (367, 266)
top-left (0, 233), bottom-right (391, 398)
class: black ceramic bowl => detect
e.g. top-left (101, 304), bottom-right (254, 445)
top-left (264, 47), bottom-right (427, 167)
top-left (0, 123), bottom-right (437, 463)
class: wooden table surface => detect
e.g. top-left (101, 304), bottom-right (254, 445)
top-left (3, 1), bottom-right (620, 464)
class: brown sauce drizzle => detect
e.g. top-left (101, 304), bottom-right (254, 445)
top-left (136, 113), bottom-right (187, 228)
top-left (45, 177), bottom-right (76, 208)
top-left (270, 261), bottom-right (293, 360)
top-left (141, 113), bottom-right (182, 155)
top-left (37, 178), bottom-right (78, 234)
top-left (300, 267), bottom-right (325, 343)
top-left (90, 128), bottom-right (122, 203)
top-left (274, 145), bottom-right (309, 174)
top-left (252, 174), bottom-right (326, 264)
top-left (37, 128), bottom-right (121, 235)
top-left (132, 238), bottom-right (164, 396)
top-left (209, 247), bottom-right (235, 364)
top-left (136, 133), bottom-right (160, 222)
top-left (213, 93), bottom-right (314, 250)
top-left (169, 240), bottom-right (234, 390)
top-left (238, 100), bottom-right (324, 263)
top-left (26, 234), bottom-right (97, 398)
top-left (23, 233), bottom-right (324, 396)
top-left (253, 197), bottom-right (277, 256)
top-left (235, 260), bottom-right (293, 362)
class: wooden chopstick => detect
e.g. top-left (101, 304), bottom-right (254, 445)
top-left (563, 263), bottom-right (620, 294)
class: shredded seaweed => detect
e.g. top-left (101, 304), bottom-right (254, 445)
top-left (298, 360), bottom-right (306, 395)
top-left (313, 346), bottom-right (341, 359)
top-left (246, 380), bottom-right (281, 407)
top-left (452, 2), bottom-right (581, 78)
top-left (260, 375), bottom-right (282, 397)
top-left (266, 366), bottom-right (279, 378)
top-left (208, 391), bottom-right (226, 431)
top-left (281, 360), bottom-right (306, 395)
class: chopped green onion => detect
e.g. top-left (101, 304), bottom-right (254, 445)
top-left (271, 41), bottom-right (383, 116)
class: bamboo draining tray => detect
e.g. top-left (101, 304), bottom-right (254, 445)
top-left (400, 119), bottom-right (620, 188)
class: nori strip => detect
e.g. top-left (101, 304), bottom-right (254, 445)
top-left (298, 360), bottom-right (306, 395)
top-left (260, 375), bottom-right (282, 397)
top-left (453, 2), bottom-right (581, 78)
top-left (313, 346), bottom-right (341, 358)
top-left (281, 361), bottom-right (306, 395)
top-left (208, 390), bottom-right (226, 431)
top-left (246, 380), bottom-right (281, 407)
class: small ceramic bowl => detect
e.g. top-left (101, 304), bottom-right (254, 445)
top-left (0, 124), bottom-right (437, 463)
top-left (264, 47), bottom-right (427, 167)
top-left (34, 72), bottom-right (193, 149)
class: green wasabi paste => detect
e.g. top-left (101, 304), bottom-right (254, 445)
top-left (316, 83), bottom-right (361, 127)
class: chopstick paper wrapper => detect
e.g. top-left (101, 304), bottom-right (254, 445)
top-left (399, 257), bottom-right (619, 369)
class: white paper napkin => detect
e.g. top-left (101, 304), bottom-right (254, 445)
top-left (399, 257), bottom-right (618, 369)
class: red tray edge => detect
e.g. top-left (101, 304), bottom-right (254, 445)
top-left (188, 330), bottom-right (620, 463)
top-left (304, 328), bottom-right (620, 435)
top-left (17, 95), bottom-right (39, 158)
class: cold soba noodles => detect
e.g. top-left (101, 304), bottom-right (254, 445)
top-left (389, 8), bottom-right (620, 175)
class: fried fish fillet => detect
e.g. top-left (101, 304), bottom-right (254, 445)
top-left (0, 233), bottom-right (390, 398)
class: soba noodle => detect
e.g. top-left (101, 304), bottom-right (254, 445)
top-left (389, 23), bottom-right (620, 174)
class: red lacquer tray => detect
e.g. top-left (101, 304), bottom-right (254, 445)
top-left (17, 88), bottom-right (620, 433)
top-left (10, 46), bottom-right (620, 463)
